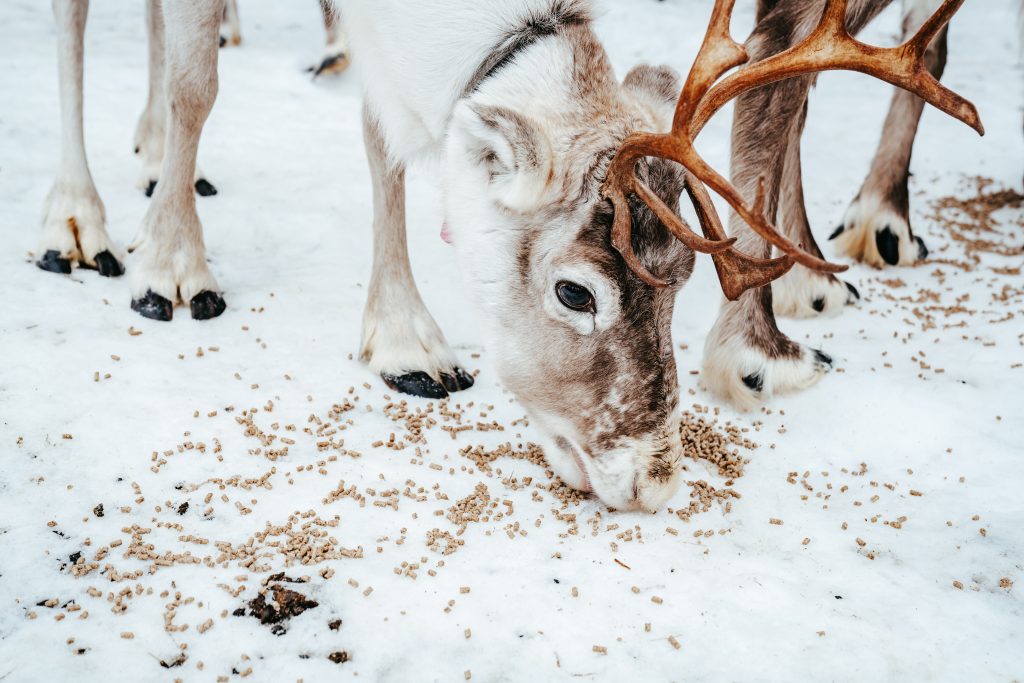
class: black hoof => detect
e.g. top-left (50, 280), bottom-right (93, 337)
top-left (131, 290), bottom-right (173, 321)
top-left (915, 235), bottom-right (929, 261)
top-left (190, 290), bottom-right (226, 320)
top-left (94, 250), bottom-right (125, 277)
top-left (145, 180), bottom-right (157, 197)
top-left (219, 34), bottom-right (227, 48)
top-left (812, 349), bottom-right (833, 367)
top-left (440, 367), bottom-right (475, 393)
top-left (875, 227), bottom-right (900, 266)
top-left (742, 372), bottom-right (764, 393)
top-left (811, 297), bottom-right (825, 313)
top-left (828, 225), bottom-right (845, 240)
top-left (37, 250), bottom-right (71, 274)
top-left (194, 178), bottom-right (218, 197)
top-left (381, 371), bottom-right (448, 399)
top-left (844, 281), bottom-right (860, 301)
top-left (312, 53), bottom-right (348, 77)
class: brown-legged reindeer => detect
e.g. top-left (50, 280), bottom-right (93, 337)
top-left (38, 0), bottom-right (980, 510)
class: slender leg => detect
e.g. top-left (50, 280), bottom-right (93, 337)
top-left (359, 107), bottom-right (473, 398)
top-left (220, 0), bottom-right (241, 47)
top-left (135, 0), bottom-right (217, 199)
top-left (128, 0), bottom-right (225, 321)
top-left (832, 0), bottom-right (949, 267)
top-left (771, 97), bottom-right (861, 317)
top-left (310, 0), bottom-right (350, 77)
top-left (702, 0), bottom-right (892, 410)
top-left (39, 0), bottom-right (123, 277)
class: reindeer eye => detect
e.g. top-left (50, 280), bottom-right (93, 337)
top-left (555, 281), bottom-right (595, 313)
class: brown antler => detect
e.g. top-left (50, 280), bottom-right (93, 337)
top-left (602, 0), bottom-right (984, 298)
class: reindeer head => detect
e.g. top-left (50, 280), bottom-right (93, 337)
top-left (440, 0), bottom-right (980, 511)
top-left (442, 56), bottom-right (697, 511)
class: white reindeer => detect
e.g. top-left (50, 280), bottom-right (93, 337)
top-left (38, 0), bottom-right (978, 510)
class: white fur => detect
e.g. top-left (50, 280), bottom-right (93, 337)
top-left (703, 311), bottom-right (831, 412)
top-left (834, 195), bottom-right (919, 267)
top-left (772, 267), bottom-right (854, 318)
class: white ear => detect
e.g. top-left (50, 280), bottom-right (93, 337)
top-left (451, 102), bottom-right (554, 213)
top-left (623, 64), bottom-right (681, 131)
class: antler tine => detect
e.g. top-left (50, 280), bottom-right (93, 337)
top-left (602, 133), bottom-right (738, 287)
top-left (908, 0), bottom-right (964, 60)
top-left (683, 175), bottom-right (795, 300)
top-left (672, 0), bottom-right (747, 132)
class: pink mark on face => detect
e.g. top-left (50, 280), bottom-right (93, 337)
top-left (440, 221), bottom-right (453, 245)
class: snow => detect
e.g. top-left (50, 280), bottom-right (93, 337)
top-left (1, 1), bottom-right (1022, 681)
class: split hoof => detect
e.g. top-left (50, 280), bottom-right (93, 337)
top-left (131, 290), bottom-right (173, 321)
top-left (145, 180), bottom-right (157, 198)
top-left (381, 367), bottom-right (474, 399)
top-left (37, 250), bottom-right (71, 274)
top-left (190, 290), bottom-right (226, 320)
top-left (194, 178), bottom-right (218, 197)
top-left (94, 250), bottom-right (125, 277)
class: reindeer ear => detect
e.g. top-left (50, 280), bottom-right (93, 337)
top-left (623, 65), bottom-right (681, 129)
top-left (452, 103), bottom-right (553, 213)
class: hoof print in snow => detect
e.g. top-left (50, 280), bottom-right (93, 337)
top-left (132, 290), bottom-right (174, 321)
top-left (93, 250), bottom-right (125, 277)
top-left (875, 226), bottom-right (900, 265)
top-left (242, 574), bottom-right (318, 636)
top-left (382, 371), bottom-right (450, 399)
top-left (37, 250), bottom-right (71, 274)
top-left (190, 290), bottom-right (226, 320)
top-left (194, 178), bottom-right (218, 196)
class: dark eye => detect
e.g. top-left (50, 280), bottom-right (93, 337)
top-left (555, 281), bottom-right (595, 313)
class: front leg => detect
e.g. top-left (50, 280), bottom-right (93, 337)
top-left (703, 0), bottom-right (889, 409)
top-left (39, 0), bottom-right (123, 277)
top-left (134, 0), bottom-right (217, 199)
top-left (359, 109), bottom-right (473, 398)
top-left (831, 0), bottom-right (948, 267)
top-left (128, 0), bottom-right (225, 321)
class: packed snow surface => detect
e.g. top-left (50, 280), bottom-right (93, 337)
top-left (1, 1), bottom-right (1022, 681)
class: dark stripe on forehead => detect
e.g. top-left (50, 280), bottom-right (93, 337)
top-left (462, 0), bottom-right (591, 98)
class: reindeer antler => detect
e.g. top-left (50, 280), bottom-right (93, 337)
top-left (602, 0), bottom-right (983, 298)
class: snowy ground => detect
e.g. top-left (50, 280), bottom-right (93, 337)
top-left (1, 1), bottom-right (1023, 681)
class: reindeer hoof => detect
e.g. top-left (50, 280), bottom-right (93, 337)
top-left (194, 179), bottom-right (218, 197)
top-left (219, 34), bottom-right (227, 48)
top-left (94, 250), bottom-right (125, 277)
top-left (144, 180), bottom-right (157, 197)
top-left (190, 290), bottom-right (226, 320)
top-left (381, 371), bottom-right (450, 399)
top-left (37, 250), bottom-right (72, 274)
top-left (132, 290), bottom-right (173, 321)
top-left (874, 227), bottom-right (901, 266)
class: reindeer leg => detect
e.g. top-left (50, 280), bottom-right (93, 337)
top-left (703, 0), bottom-right (891, 409)
top-left (771, 97), bottom-right (860, 317)
top-left (135, 0), bottom-right (217, 199)
top-left (359, 107), bottom-right (473, 398)
top-left (833, 0), bottom-right (948, 267)
top-left (310, 0), bottom-right (350, 77)
top-left (39, 0), bottom-right (123, 277)
top-left (128, 0), bottom-right (224, 321)
top-left (220, 0), bottom-right (241, 47)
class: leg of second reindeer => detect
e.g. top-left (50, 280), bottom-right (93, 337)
top-left (39, 0), bottom-right (123, 277)
top-left (220, 0), bottom-right (241, 47)
top-left (358, 108), bottom-right (473, 399)
top-left (703, 0), bottom-right (890, 409)
top-left (128, 0), bottom-right (225, 321)
top-left (135, 0), bottom-right (217, 199)
top-left (310, 0), bottom-right (350, 77)
top-left (832, 0), bottom-right (949, 267)
top-left (771, 98), bottom-right (860, 318)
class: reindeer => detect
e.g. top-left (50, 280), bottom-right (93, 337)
top-left (38, 0), bottom-right (980, 510)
